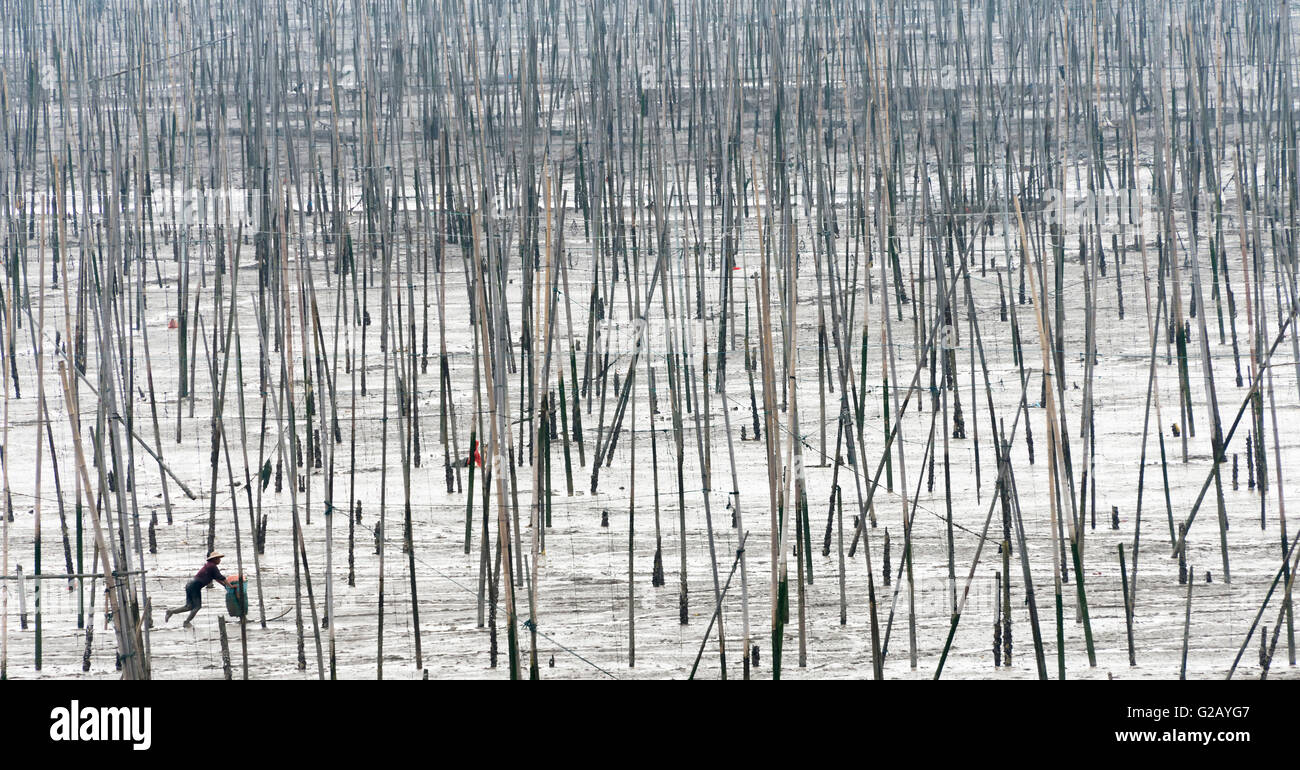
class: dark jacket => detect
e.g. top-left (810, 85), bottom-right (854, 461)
top-left (193, 562), bottom-right (226, 588)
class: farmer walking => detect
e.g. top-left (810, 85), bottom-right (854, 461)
top-left (165, 551), bottom-right (230, 627)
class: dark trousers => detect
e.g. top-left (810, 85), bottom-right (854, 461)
top-left (169, 580), bottom-right (203, 616)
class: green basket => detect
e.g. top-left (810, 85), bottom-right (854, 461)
top-left (225, 577), bottom-right (249, 618)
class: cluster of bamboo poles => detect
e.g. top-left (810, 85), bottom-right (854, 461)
top-left (0, 0), bottom-right (1298, 680)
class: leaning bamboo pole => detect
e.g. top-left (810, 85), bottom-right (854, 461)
top-left (1016, 195), bottom-right (1097, 675)
top-left (58, 360), bottom-right (146, 679)
top-left (1, 189), bottom-right (10, 680)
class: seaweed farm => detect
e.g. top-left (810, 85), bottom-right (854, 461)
top-left (0, 0), bottom-right (1298, 680)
